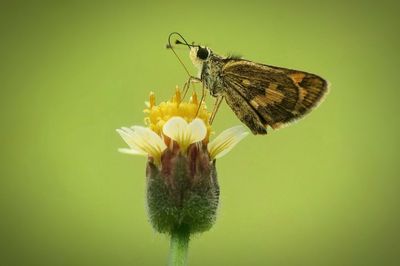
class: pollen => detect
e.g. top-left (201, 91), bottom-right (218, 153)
top-left (144, 87), bottom-right (212, 141)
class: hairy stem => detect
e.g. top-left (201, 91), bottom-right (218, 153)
top-left (169, 225), bottom-right (190, 266)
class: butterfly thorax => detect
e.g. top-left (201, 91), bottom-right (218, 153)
top-left (200, 55), bottom-right (226, 97)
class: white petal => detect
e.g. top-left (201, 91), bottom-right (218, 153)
top-left (163, 117), bottom-right (207, 150)
top-left (130, 126), bottom-right (166, 151)
top-left (162, 116), bottom-right (188, 143)
top-left (118, 148), bottom-right (145, 155)
top-left (116, 128), bottom-right (144, 153)
top-left (187, 118), bottom-right (207, 143)
top-left (116, 126), bottom-right (166, 160)
top-left (208, 125), bottom-right (249, 159)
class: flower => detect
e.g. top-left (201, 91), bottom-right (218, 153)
top-left (116, 88), bottom-right (248, 234)
top-left (117, 88), bottom-right (248, 165)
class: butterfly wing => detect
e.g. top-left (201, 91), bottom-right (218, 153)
top-left (223, 88), bottom-right (268, 134)
top-left (221, 59), bottom-right (328, 133)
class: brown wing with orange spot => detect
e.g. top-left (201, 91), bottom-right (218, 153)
top-left (221, 60), bottom-right (328, 133)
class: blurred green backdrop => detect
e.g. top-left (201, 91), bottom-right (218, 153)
top-left (1, 1), bottom-right (399, 265)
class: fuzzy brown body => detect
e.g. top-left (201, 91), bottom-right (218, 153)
top-left (198, 53), bottom-right (328, 134)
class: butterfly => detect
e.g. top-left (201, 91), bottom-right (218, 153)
top-left (167, 32), bottom-right (328, 135)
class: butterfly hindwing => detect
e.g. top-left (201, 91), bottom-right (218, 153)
top-left (223, 87), bottom-right (268, 134)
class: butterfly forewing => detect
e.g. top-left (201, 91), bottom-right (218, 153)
top-left (221, 60), bottom-right (328, 133)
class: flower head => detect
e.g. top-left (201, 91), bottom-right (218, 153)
top-left (116, 88), bottom-right (248, 234)
top-left (118, 89), bottom-right (247, 165)
top-left (144, 88), bottom-right (212, 141)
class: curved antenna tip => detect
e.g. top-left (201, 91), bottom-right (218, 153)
top-left (166, 32), bottom-right (191, 77)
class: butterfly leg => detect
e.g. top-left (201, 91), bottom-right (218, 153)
top-left (196, 83), bottom-right (207, 116)
top-left (182, 76), bottom-right (201, 100)
top-left (209, 96), bottom-right (224, 125)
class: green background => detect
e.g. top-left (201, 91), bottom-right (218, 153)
top-left (1, 1), bottom-right (399, 265)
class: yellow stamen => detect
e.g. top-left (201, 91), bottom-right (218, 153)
top-left (149, 91), bottom-right (156, 108)
top-left (172, 86), bottom-right (181, 105)
top-left (191, 91), bottom-right (198, 105)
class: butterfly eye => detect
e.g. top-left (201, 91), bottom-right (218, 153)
top-left (197, 47), bottom-right (209, 60)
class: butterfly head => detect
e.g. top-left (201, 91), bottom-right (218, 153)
top-left (189, 46), bottom-right (212, 69)
top-left (167, 32), bottom-right (212, 75)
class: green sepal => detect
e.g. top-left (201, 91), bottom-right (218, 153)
top-left (146, 143), bottom-right (219, 234)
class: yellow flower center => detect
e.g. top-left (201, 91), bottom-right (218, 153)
top-left (144, 87), bottom-right (212, 141)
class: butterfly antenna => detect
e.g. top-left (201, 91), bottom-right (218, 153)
top-left (167, 32), bottom-right (193, 77)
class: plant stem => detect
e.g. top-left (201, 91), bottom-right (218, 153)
top-left (169, 225), bottom-right (190, 266)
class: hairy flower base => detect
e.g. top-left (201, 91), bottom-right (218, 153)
top-left (146, 142), bottom-right (219, 234)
